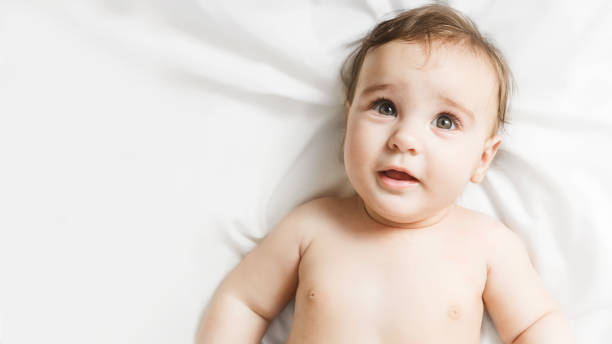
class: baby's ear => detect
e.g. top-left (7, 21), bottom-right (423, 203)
top-left (470, 135), bottom-right (502, 183)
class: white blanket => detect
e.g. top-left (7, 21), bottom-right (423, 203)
top-left (0, 0), bottom-right (610, 343)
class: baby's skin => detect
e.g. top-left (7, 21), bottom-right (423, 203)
top-left (198, 41), bottom-right (575, 343)
top-left (284, 195), bottom-right (568, 343)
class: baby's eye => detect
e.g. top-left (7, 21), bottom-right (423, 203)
top-left (374, 100), bottom-right (397, 117)
top-left (433, 113), bottom-right (460, 130)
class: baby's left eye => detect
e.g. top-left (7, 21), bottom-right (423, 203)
top-left (432, 114), bottom-right (460, 130)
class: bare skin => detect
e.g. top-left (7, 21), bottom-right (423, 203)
top-left (197, 192), bottom-right (574, 344)
top-left (197, 40), bottom-right (575, 344)
top-left (286, 195), bottom-right (489, 343)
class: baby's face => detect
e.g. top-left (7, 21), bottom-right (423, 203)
top-left (343, 40), bottom-right (501, 228)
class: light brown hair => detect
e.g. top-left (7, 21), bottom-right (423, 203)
top-left (340, 3), bottom-right (513, 137)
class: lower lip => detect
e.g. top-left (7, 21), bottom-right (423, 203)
top-left (377, 171), bottom-right (419, 189)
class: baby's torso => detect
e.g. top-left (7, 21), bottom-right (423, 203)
top-left (285, 196), bottom-right (492, 344)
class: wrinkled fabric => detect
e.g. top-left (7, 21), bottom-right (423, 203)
top-left (0, 1), bottom-right (610, 343)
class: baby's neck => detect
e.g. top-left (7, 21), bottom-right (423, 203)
top-left (358, 196), bottom-right (456, 231)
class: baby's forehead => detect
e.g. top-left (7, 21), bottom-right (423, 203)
top-left (358, 41), bottom-right (499, 124)
top-left (361, 40), bottom-right (496, 82)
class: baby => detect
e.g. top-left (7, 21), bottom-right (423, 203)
top-left (197, 4), bottom-right (575, 344)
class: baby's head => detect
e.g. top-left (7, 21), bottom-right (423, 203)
top-left (342, 4), bottom-right (512, 139)
top-left (339, 4), bottom-right (513, 227)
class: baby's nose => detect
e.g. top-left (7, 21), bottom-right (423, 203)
top-left (388, 126), bottom-right (422, 154)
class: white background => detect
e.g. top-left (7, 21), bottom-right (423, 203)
top-left (1, 0), bottom-right (611, 343)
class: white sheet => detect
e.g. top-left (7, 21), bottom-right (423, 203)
top-left (0, 0), bottom-right (610, 343)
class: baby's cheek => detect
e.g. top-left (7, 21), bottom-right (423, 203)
top-left (345, 137), bottom-right (370, 168)
top-left (429, 160), bottom-right (470, 201)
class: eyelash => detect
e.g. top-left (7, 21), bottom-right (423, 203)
top-left (368, 97), bottom-right (463, 130)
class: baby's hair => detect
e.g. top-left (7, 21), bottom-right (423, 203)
top-left (340, 3), bottom-right (514, 137)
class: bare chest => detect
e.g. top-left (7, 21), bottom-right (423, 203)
top-left (287, 226), bottom-right (488, 343)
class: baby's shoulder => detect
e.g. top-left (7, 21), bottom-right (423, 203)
top-left (288, 195), bottom-right (349, 225)
top-left (454, 206), bottom-right (514, 242)
top-left (286, 196), bottom-right (355, 257)
top-left (281, 195), bottom-right (347, 245)
top-left (454, 206), bottom-right (524, 259)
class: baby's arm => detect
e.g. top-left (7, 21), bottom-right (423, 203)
top-left (196, 201), bottom-right (315, 343)
top-left (482, 223), bottom-right (576, 344)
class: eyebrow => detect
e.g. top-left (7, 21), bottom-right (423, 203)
top-left (440, 95), bottom-right (475, 120)
top-left (359, 83), bottom-right (395, 97)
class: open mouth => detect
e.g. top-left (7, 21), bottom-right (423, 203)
top-left (384, 170), bottom-right (415, 180)
top-left (377, 169), bottom-right (419, 189)
top-left (380, 169), bottom-right (418, 182)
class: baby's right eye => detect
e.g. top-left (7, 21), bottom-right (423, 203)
top-left (373, 99), bottom-right (397, 117)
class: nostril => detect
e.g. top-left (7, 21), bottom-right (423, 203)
top-left (388, 133), bottom-right (419, 153)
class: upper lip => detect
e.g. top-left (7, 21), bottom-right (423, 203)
top-left (379, 165), bottom-right (419, 181)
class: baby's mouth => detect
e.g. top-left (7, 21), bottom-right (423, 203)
top-left (380, 170), bottom-right (418, 182)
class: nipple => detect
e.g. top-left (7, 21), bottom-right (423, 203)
top-left (307, 288), bottom-right (317, 301)
top-left (448, 305), bottom-right (461, 320)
